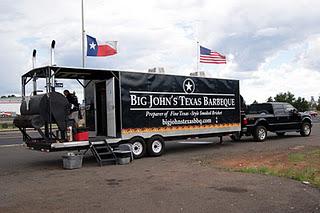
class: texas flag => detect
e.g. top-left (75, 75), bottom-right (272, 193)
top-left (86, 35), bottom-right (117, 57)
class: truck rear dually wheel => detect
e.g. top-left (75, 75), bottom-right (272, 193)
top-left (254, 126), bottom-right (267, 142)
top-left (129, 137), bottom-right (146, 159)
top-left (147, 136), bottom-right (165, 157)
top-left (300, 122), bottom-right (311, 137)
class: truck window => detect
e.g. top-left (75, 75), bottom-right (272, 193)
top-left (283, 104), bottom-right (296, 113)
top-left (247, 104), bottom-right (273, 114)
top-left (273, 104), bottom-right (286, 116)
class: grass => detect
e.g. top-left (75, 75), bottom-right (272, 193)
top-left (228, 149), bottom-right (320, 188)
top-left (288, 153), bottom-right (305, 162)
top-left (236, 166), bottom-right (320, 187)
top-left (0, 122), bottom-right (17, 130)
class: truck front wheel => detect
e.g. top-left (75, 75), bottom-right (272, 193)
top-left (300, 122), bottom-right (311, 137)
top-left (129, 137), bottom-right (146, 159)
top-left (254, 126), bottom-right (267, 142)
top-left (147, 136), bottom-right (165, 157)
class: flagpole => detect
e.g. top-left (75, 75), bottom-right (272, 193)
top-left (81, 0), bottom-right (85, 68)
top-left (196, 41), bottom-right (199, 72)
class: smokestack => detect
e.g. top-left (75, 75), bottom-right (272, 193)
top-left (50, 40), bottom-right (56, 66)
top-left (50, 40), bottom-right (56, 92)
top-left (32, 49), bottom-right (37, 95)
top-left (32, 49), bottom-right (36, 68)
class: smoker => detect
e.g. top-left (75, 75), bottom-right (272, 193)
top-left (14, 41), bottom-right (72, 142)
top-left (13, 92), bottom-right (70, 141)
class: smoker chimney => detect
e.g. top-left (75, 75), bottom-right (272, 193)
top-left (32, 49), bottom-right (37, 95)
top-left (32, 49), bottom-right (36, 68)
top-left (50, 40), bottom-right (56, 66)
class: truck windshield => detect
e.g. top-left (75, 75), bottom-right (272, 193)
top-left (247, 104), bottom-right (273, 114)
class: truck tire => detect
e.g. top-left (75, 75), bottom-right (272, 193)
top-left (129, 137), bottom-right (146, 159)
top-left (147, 136), bottom-right (165, 157)
top-left (254, 126), bottom-right (267, 142)
top-left (300, 122), bottom-right (311, 137)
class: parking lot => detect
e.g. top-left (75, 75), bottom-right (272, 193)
top-left (0, 124), bottom-right (320, 212)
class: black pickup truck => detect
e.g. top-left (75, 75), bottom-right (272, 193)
top-left (238, 102), bottom-right (312, 142)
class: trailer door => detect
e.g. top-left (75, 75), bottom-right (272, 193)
top-left (106, 78), bottom-right (116, 137)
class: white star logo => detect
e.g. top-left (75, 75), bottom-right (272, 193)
top-left (185, 81), bottom-right (193, 91)
top-left (183, 78), bottom-right (195, 93)
top-left (89, 42), bottom-right (96, 49)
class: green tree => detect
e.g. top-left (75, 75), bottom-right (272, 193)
top-left (317, 96), bottom-right (320, 111)
top-left (292, 97), bottom-right (309, 112)
top-left (273, 91), bottom-right (310, 112)
top-left (267, 96), bottom-right (273, 102)
top-left (274, 91), bottom-right (295, 104)
top-left (252, 100), bottom-right (258, 104)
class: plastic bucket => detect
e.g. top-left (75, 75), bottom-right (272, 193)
top-left (62, 153), bottom-right (83, 169)
top-left (118, 157), bottom-right (131, 165)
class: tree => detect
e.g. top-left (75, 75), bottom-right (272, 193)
top-left (292, 97), bottom-right (309, 112)
top-left (317, 96), bottom-right (320, 111)
top-left (252, 100), bottom-right (258, 104)
top-left (274, 91), bottom-right (295, 104)
top-left (273, 91), bottom-right (310, 112)
top-left (267, 96), bottom-right (273, 102)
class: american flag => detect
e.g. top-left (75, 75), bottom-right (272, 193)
top-left (200, 46), bottom-right (226, 64)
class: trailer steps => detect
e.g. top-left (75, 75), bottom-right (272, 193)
top-left (90, 141), bottom-right (118, 166)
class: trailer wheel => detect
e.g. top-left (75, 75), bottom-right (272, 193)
top-left (147, 136), bottom-right (165, 157)
top-left (253, 125), bottom-right (267, 142)
top-left (129, 137), bottom-right (146, 159)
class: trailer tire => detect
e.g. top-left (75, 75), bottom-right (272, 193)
top-left (129, 137), bottom-right (146, 159)
top-left (147, 136), bottom-right (165, 157)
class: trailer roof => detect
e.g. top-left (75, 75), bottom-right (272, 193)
top-left (22, 65), bottom-right (240, 81)
top-left (22, 66), bottom-right (119, 80)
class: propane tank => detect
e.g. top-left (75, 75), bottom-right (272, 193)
top-left (67, 126), bottom-right (73, 142)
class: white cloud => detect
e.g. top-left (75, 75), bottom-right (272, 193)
top-left (0, 0), bottom-right (320, 104)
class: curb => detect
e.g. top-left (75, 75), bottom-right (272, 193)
top-left (0, 129), bottom-right (20, 133)
top-left (0, 144), bottom-right (23, 148)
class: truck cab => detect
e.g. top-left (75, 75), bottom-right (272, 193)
top-left (241, 102), bottom-right (312, 141)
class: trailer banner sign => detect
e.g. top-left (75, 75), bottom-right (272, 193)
top-left (121, 72), bottom-right (240, 133)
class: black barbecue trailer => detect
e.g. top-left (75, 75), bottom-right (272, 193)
top-left (15, 66), bottom-right (241, 159)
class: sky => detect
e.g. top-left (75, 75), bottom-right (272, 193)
top-left (0, 0), bottom-right (320, 104)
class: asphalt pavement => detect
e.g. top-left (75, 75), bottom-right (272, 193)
top-left (0, 124), bottom-right (320, 212)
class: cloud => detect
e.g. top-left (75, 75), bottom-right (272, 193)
top-left (298, 35), bottom-right (320, 70)
top-left (0, 0), bottom-right (319, 104)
